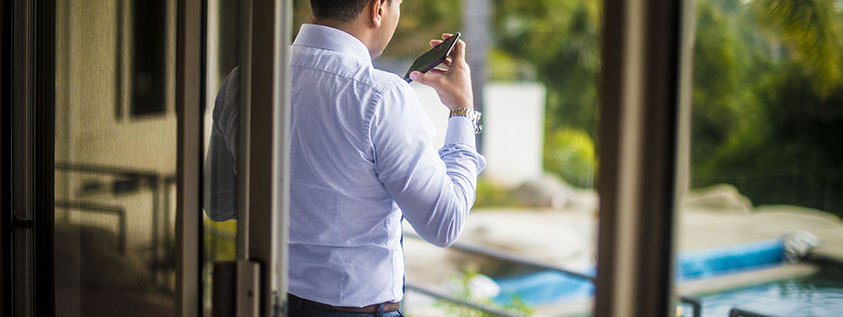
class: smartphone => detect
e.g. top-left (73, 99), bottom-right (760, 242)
top-left (403, 32), bottom-right (461, 83)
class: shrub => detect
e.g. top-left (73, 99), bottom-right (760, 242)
top-left (543, 127), bottom-right (596, 188)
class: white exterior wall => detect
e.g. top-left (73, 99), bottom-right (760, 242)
top-left (413, 82), bottom-right (546, 187)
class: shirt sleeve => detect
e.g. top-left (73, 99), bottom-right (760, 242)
top-left (203, 67), bottom-right (240, 222)
top-left (371, 80), bottom-right (487, 247)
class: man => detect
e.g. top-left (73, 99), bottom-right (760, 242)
top-left (206, 0), bottom-right (485, 315)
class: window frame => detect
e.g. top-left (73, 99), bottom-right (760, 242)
top-left (175, 0), bottom-right (203, 315)
top-left (593, 1), bottom-right (695, 316)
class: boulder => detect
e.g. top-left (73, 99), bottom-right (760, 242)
top-left (683, 184), bottom-right (753, 213)
top-left (513, 174), bottom-right (596, 211)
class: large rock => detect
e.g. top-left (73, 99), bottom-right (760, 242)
top-left (513, 174), bottom-right (597, 212)
top-left (683, 184), bottom-right (754, 213)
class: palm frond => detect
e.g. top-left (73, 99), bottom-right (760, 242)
top-left (752, 0), bottom-right (843, 95)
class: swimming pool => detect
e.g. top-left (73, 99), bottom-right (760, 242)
top-left (695, 270), bottom-right (843, 317)
top-left (491, 269), bottom-right (843, 316)
top-left (492, 240), bottom-right (788, 307)
top-left (489, 239), bottom-right (843, 316)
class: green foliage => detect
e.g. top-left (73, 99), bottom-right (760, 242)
top-left (474, 178), bottom-right (521, 209)
top-left (292, 0), bottom-right (311, 39)
top-left (487, 49), bottom-right (536, 81)
top-left (543, 128), bottom-right (595, 188)
top-left (493, 0), bottom-right (602, 138)
top-left (752, 0), bottom-right (843, 95)
top-left (690, 0), bottom-right (843, 215)
top-left (384, 1), bottom-right (463, 58)
top-left (702, 64), bottom-right (843, 175)
top-left (493, 0), bottom-right (599, 66)
top-left (292, 0), bottom-right (461, 58)
top-left (289, 0), bottom-right (843, 215)
top-left (490, 0), bottom-right (602, 191)
top-left (204, 218), bottom-right (237, 261)
top-left (691, 0), bottom-right (743, 167)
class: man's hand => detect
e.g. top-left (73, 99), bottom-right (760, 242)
top-left (409, 34), bottom-right (474, 111)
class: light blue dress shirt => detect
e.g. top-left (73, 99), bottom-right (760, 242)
top-left (204, 24), bottom-right (486, 307)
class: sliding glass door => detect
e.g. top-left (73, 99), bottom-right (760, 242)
top-left (3, 0), bottom-right (700, 316)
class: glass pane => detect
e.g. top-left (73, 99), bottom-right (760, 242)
top-left (294, 0), bottom-right (601, 315)
top-left (202, 0), bottom-right (240, 314)
top-left (676, 1), bottom-right (843, 316)
top-left (410, 1), bottom-right (601, 315)
top-left (54, 0), bottom-right (177, 315)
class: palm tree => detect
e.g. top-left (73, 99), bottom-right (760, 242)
top-left (751, 0), bottom-right (843, 95)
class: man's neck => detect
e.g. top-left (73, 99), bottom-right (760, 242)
top-left (311, 19), bottom-right (376, 58)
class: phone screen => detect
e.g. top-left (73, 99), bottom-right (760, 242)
top-left (403, 32), bottom-right (461, 82)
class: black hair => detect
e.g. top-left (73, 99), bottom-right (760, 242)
top-left (310, 0), bottom-right (373, 22)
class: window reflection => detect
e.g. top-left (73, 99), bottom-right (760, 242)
top-left (54, 0), bottom-right (177, 315)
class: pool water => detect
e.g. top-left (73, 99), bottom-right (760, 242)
top-left (493, 240), bottom-right (787, 307)
top-left (696, 271), bottom-right (843, 317)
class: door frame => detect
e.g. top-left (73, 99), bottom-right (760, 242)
top-left (175, 0), bottom-right (204, 315)
top-left (177, 0), bottom-right (293, 315)
top-left (235, 0), bottom-right (292, 315)
top-left (5, 0), bottom-right (56, 316)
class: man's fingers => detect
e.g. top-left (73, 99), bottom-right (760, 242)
top-left (409, 71), bottom-right (443, 88)
top-left (431, 33), bottom-right (457, 49)
top-left (451, 39), bottom-right (467, 64)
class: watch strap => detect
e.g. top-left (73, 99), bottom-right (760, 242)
top-left (449, 108), bottom-right (483, 134)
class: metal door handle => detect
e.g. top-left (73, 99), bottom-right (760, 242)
top-left (14, 215), bottom-right (34, 229)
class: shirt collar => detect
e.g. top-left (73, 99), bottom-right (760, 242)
top-left (293, 24), bottom-right (373, 66)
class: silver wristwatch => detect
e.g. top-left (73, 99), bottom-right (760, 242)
top-left (449, 108), bottom-right (483, 134)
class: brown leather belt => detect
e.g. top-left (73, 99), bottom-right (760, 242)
top-left (288, 294), bottom-right (401, 313)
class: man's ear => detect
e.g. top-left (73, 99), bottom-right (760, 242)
top-left (369, 0), bottom-right (387, 27)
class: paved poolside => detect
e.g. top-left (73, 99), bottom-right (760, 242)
top-left (403, 198), bottom-right (843, 315)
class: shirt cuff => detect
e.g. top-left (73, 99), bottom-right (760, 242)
top-left (444, 116), bottom-right (477, 147)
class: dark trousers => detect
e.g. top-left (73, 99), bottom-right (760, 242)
top-left (287, 296), bottom-right (404, 317)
